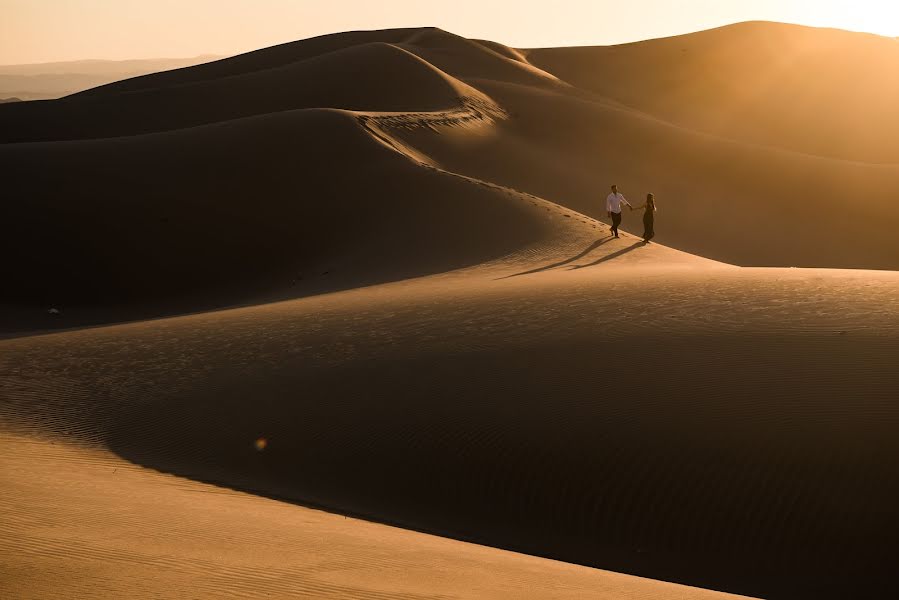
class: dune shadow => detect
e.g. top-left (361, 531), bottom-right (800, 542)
top-left (569, 241), bottom-right (644, 269)
top-left (99, 335), bottom-right (899, 600)
top-left (500, 235), bottom-right (614, 279)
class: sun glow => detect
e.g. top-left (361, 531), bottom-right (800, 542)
top-left (2, 0), bottom-right (898, 65)
top-left (800, 1), bottom-right (899, 39)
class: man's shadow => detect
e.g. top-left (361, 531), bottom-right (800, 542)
top-left (568, 241), bottom-right (644, 270)
top-left (500, 235), bottom-right (615, 279)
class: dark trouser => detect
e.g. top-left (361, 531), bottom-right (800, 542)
top-left (643, 215), bottom-right (655, 241)
top-left (611, 211), bottom-right (622, 236)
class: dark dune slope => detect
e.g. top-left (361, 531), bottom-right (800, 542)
top-left (71, 27), bottom-right (560, 100)
top-left (0, 42), bottom-right (481, 142)
top-left (74, 29), bottom-right (430, 97)
top-left (0, 108), bottom-right (542, 332)
top-left (0, 27), bottom-right (539, 334)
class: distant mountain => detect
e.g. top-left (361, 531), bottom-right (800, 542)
top-left (0, 55), bottom-right (222, 99)
top-left (0, 97), bottom-right (22, 103)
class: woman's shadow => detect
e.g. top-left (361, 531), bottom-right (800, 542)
top-left (499, 235), bottom-right (616, 279)
top-left (568, 241), bottom-right (644, 270)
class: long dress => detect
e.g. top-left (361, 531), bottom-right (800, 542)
top-left (642, 202), bottom-right (655, 241)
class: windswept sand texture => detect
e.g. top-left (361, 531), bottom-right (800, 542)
top-left (3, 23), bottom-right (899, 599)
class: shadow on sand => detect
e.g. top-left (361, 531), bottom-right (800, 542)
top-left (568, 241), bottom-right (644, 270)
top-left (500, 235), bottom-right (615, 279)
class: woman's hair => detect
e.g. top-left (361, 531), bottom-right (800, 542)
top-left (647, 193), bottom-right (655, 206)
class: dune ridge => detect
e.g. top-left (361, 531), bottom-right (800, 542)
top-left (3, 21), bottom-right (899, 600)
top-left (0, 40), bottom-right (494, 142)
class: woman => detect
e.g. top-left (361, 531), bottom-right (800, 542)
top-left (630, 193), bottom-right (657, 243)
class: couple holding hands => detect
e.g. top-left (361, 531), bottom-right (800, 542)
top-left (605, 184), bottom-right (657, 243)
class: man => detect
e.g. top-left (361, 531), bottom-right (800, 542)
top-left (606, 184), bottom-right (631, 238)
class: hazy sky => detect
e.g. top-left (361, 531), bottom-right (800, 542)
top-left (3, 0), bottom-right (899, 64)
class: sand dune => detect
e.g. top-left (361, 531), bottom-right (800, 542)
top-left (527, 21), bottom-right (899, 163)
top-left (1, 432), bottom-right (751, 600)
top-left (4, 241), bottom-right (899, 599)
top-left (0, 40), bottom-right (489, 142)
top-left (396, 77), bottom-right (899, 269)
top-left (3, 21), bottom-right (899, 600)
top-left (0, 105), bottom-right (530, 333)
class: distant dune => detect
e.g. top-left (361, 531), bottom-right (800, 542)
top-left (0, 55), bottom-right (222, 100)
top-left (3, 22), bottom-right (899, 600)
top-left (527, 21), bottom-right (899, 163)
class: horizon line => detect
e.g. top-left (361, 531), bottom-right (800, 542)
top-left (3, 19), bottom-right (897, 67)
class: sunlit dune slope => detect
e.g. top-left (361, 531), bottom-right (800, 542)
top-left (527, 21), bottom-right (899, 163)
top-left (393, 77), bottom-right (899, 269)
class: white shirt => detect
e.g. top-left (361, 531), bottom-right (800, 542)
top-left (606, 192), bottom-right (631, 213)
